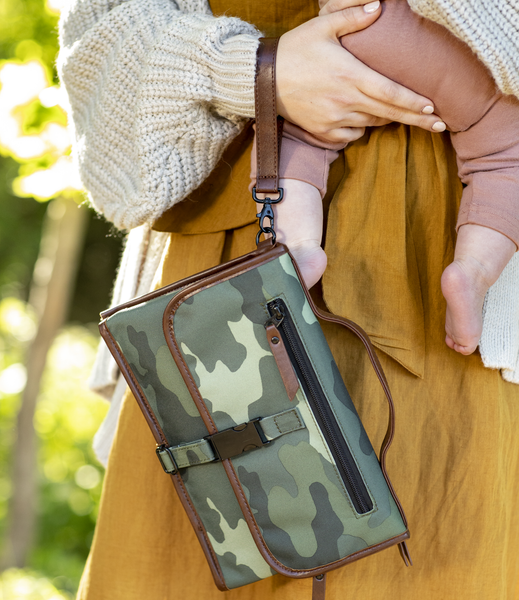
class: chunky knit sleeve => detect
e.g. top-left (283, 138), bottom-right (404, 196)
top-left (408, 0), bottom-right (519, 99)
top-left (57, 0), bottom-right (261, 230)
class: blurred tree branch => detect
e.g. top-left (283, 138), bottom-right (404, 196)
top-left (1, 197), bottom-right (88, 568)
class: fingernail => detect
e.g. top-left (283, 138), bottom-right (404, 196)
top-left (363, 1), bottom-right (380, 13)
top-left (421, 105), bottom-right (434, 115)
top-left (432, 121), bottom-right (446, 132)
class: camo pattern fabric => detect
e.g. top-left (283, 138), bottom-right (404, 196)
top-left (104, 251), bottom-right (407, 588)
top-left (172, 253), bottom-right (407, 570)
top-left (105, 290), bottom-right (275, 588)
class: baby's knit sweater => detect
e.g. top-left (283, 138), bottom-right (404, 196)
top-left (58, 0), bottom-right (519, 420)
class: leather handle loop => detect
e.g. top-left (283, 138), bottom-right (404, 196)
top-left (254, 37), bottom-right (283, 194)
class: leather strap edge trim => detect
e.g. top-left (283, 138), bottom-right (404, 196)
top-left (255, 37), bottom-right (282, 194)
top-left (100, 240), bottom-right (280, 320)
top-left (98, 321), bottom-right (229, 591)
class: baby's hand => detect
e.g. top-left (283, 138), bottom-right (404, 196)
top-left (441, 225), bottom-right (516, 354)
top-left (258, 179), bottom-right (327, 289)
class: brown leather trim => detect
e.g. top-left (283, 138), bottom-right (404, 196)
top-left (312, 573), bottom-right (326, 600)
top-left (167, 470), bottom-right (229, 591)
top-left (161, 243), bottom-right (287, 436)
top-left (399, 540), bottom-right (413, 567)
top-left (99, 321), bottom-right (167, 446)
top-left (162, 244), bottom-right (409, 576)
top-left (163, 242), bottom-right (287, 328)
top-left (100, 240), bottom-right (281, 320)
top-left (255, 37), bottom-right (282, 194)
top-left (266, 323), bottom-right (299, 401)
top-left (98, 325), bottom-right (228, 590)
top-left (223, 458), bottom-right (409, 578)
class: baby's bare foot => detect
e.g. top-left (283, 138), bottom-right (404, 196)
top-left (289, 240), bottom-right (327, 289)
top-left (441, 225), bottom-right (516, 355)
top-left (441, 257), bottom-right (488, 355)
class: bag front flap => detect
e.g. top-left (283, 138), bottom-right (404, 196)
top-left (163, 250), bottom-right (408, 574)
top-left (100, 245), bottom-right (290, 590)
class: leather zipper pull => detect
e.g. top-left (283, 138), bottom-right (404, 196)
top-left (398, 540), bottom-right (413, 567)
top-left (312, 574), bottom-right (326, 600)
top-left (265, 323), bottom-right (299, 400)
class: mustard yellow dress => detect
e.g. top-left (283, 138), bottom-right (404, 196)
top-left (77, 2), bottom-right (519, 598)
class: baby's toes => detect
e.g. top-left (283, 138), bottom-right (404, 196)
top-left (449, 337), bottom-right (479, 356)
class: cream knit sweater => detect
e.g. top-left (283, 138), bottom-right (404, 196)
top-left (58, 0), bottom-right (519, 462)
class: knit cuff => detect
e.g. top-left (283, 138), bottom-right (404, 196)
top-left (209, 33), bottom-right (261, 119)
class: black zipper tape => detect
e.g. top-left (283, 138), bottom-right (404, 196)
top-left (266, 299), bottom-right (373, 514)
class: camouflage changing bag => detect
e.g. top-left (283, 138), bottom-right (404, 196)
top-left (98, 39), bottom-right (410, 599)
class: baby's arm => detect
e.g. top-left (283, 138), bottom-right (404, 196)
top-left (339, 0), bottom-right (519, 246)
top-left (338, 0), bottom-right (519, 353)
top-left (250, 121), bottom-right (347, 199)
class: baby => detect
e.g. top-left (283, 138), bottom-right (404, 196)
top-left (252, 0), bottom-right (519, 356)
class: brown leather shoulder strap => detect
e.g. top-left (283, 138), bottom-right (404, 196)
top-left (255, 37), bottom-right (282, 194)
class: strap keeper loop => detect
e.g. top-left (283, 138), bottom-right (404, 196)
top-left (156, 445), bottom-right (179, 474)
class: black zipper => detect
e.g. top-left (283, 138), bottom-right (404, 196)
top-left (266, 298), bottom-right (373, 514)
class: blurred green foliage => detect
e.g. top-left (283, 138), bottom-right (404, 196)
top-left (0, 0), bottom-right (124, 322)
top-left (0, 568), bottom-right (70, 599)
top-left (0, 0), bottom-right (123, 596)
top-left (0, 156), bottom-right (47, 298)
top-left (0, 299), bottom-right (108, 598)
top-left (0, 0), bottom-right (59, 80)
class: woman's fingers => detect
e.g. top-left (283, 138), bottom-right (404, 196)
top-left (318, 8), bottom-right (445, 125)
top-left (321, 4), bottom-right (382, 38)
top-left (351, 63), bottom-right (440, 122)
top-left (276, 14), bottom-right (445, 136)
top-left (334, 94), bottom-right (445, 131)
top-left (319, 0), bottom-right (380, 16)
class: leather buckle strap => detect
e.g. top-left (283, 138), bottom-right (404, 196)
top-left (156, 408), bottom-right (305, 473)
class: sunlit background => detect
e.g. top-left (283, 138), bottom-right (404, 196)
top-left (0, 0), bottom-right (124, 597)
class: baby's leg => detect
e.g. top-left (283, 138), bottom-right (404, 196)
top-left (258, 178), bottom-right (327, 289)
top-left (441, 225), bottom-right (516, 355)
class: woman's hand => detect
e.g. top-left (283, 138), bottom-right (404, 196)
top-left (276, 1), bottom-right (445, 144)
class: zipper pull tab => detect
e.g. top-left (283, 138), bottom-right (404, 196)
top-left (265, 323), bottom-right (299, 401)
top-left (266, 301), bottom-right (285, 327)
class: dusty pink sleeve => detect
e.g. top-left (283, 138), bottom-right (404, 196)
top-left (251, 0), bottom-right (519, 244)
top-left (250, 122), bottom-right (343, 199)
top-left (452, 97), bottom-right (519, 248)
top-left (340, 0), bottom-right (519, 247)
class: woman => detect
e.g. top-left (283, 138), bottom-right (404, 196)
top-left (58, 0), bottom-right (519, 598)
